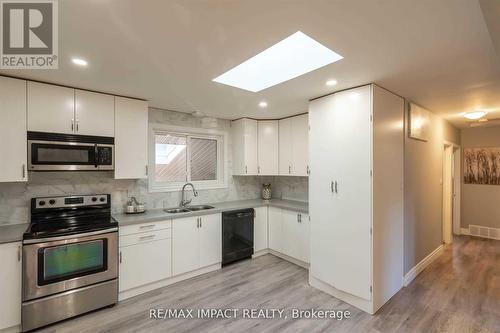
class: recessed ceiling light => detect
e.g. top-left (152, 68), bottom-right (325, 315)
top-left (72, 58), bottom-right (88, 66)
top-left (213, 31), bottom-right (343, 92)
top-left (259, 101), bottom-right (268, 108)
top-left (464, 111), bottom-right (487, 120)
top-left (326, 79), bottom-right (337, 86)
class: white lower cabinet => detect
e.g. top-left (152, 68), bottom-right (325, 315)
top-left (119, 222), bottom-right (172, 292)
top-left (253, 207), bottom-right (268, 253)
top-left (268, 208), bottom-right (309, 263)
top-left (0, 242), bottom-right (22, 331)
top-left (173, 213), bottom-right (222, 276)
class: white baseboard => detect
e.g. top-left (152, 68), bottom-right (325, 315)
top-left (119, 263), bottom-right (221, 301)
top-left (252, 249), bottom-right (270, 258)
top-left (403, 244), bottom-right (443, 287)
top-left (268, 249), bottom-right (309, 269)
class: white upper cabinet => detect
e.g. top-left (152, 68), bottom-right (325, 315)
top-left (257, 120), bottom-right (279, 175)
top-left (278, 114), bottom-right (308, 176)
top-left (279, 118), bottom-right (293, 175)
top-left (75, 90), bottom-right (115, 137)
top-left (114, 97), bottom-right (148, 179)
top-left (231, 118), bottom-right (258, 175)
top-left (27, 82), bottom-right (75, 134)
top-left (0, 77), bottom-right (27, 182)
top-left (291, 114), bottom-right (309, 176)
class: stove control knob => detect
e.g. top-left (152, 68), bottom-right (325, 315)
top-left (39, 200), bottom-right (46, 206)
top-left (99, 197), bottom-right (105, 202)
top-left (49, 199), bottom-right (56, 205)
top-left (91, 197), bottom-right (98, 202)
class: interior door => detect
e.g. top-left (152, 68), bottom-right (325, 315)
top-left (309, 85), bottom-right (372, 300)
top-left (172, 217), bottom-right (199, 275)
top-left (199, 214), bottom-right (222, 267)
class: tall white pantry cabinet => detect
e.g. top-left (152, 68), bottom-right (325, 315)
top-left (308, 84), bottom-right (404, 314)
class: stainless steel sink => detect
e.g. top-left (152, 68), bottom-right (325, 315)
top-left (164, 208), bottom-right (191, 214)
top-left (186, 205), bottom-right (215, 211)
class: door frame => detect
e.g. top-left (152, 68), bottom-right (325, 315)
top-left (443, 141), bottom-right (461, 243)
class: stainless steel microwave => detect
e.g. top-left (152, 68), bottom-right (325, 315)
top-left (27, 132), bottom-right (114, 171)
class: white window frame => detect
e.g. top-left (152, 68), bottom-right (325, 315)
top-left (148, 123), bottom-right (228, 192)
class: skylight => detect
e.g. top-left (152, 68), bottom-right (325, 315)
top-left (212, 31), bottom-right (343, 92)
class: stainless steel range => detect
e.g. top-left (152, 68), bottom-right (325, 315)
top-left (22, 194), bottom-right (118, 332)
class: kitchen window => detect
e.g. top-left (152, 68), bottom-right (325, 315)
top-left (149, 126), bottom-right (228, 192)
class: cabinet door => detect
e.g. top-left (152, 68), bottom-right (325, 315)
top-left (268, 207), bottom-right (282, 253)
top-left (199, 213), bottom-right (222, 267)
top-left (119, 238), bottom-right (171, 292)
top-left (296, 213), bottom-right (310, 263)
top-left (244, 119), bottom-right (258, 175)
top-left (281, 209), bottom-right (299, 259)
top-left (114, 97), bottom-right (148, 179)
top-left (254, 207), bottom-right (268, 252)
top-left (172, 217), bottom-right (199, 275)
top-left (279, 118), bottom-right (293, 175)
top-left (292, 114), bottom-right (309, 176)
top-left (0, 242), bottom-right (21, 330)
top-left (75, 90), bottom-right (114, 137)
top-left (27, 82), bottom-right (75, 134)
top-left (309, 85), bottom-right (372, 300)
top-left (0, 77), bottom-right (27, 182)
top-left (257, 120), bottom-right (279, 175)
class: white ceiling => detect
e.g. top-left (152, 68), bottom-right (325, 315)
top-left (2, 0), bottom-right (500, 128)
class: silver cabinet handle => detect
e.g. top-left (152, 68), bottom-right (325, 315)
top-left (17, 245), bottom-right (21, 262)
top-left (245, 165), bottom-right (248, 174)
top-left (139, 235), bottom-right (156, 241)
top-left (258, 166), bottom-right (260, 174)
top-left (299, 214), bottom-right (302, 223)
top-left (335, 181), bottom-right (338, 193)
top-left (119, 251), bottom-right (122, 264)
top-left (22, 164), bottom-right (25, 179)
top-left (196, 218), bottom-right (199, 228)
top-left (71, 119), bottom-right (74, 131)
top-left (307, 166), bottom-right (310, 175)
top-left (139, 224), bottom-right (155, 230)
top-left (200, 218), bottom-right (202, 228)
top-left (331, 181), bottom-right (334, 193)
top-left (145, 165), bottom-right (148, 176)
top-left (289, 166), bottom-right (291, 174)
top-left (75, 118), bottom-right (79, 132)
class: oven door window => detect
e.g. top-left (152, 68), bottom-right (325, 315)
top-left (38, 239), bottom-right (108, 285)
top-left (31, 143), bottom-right (97, 166)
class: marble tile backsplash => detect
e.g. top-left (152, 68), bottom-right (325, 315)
top-left (0, 109), bottom-right (308, 225)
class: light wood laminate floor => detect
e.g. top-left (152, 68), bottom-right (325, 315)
top-left (38, 236), bottom-right (500, 333)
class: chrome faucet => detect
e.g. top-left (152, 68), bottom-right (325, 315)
top-left (180, 183), bottom-right (198, 207)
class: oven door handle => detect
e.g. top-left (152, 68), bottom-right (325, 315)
top-left (94, 144), bottom-right (99, 168)
top-left (23, 228), bottom-right (118, 244)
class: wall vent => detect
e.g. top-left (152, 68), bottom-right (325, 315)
top-left (469, 225), bottom-right (500, 240)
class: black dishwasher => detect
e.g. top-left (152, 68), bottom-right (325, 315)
top-left (222, 209), bottom-right (254, 265)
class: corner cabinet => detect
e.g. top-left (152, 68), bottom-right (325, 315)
top-left (231, 118), bottom-right (258, 175)
top-left (308, 84), bottom-right (404, 314)
top-left (172, 213), bottom-right (222, 276)
top-left (257, 120), bottom-right (279, 175)
top-left (0, 77), bottom-right (27, 182)
top-left (114, 97), bottom-right (148, 179)
top-left (0, 242), bottom-right (22, 331)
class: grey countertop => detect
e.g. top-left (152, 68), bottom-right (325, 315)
top-left (113, 199), bottom-right (308, 227)
top-left (0, 223), bottom-right (28, 244)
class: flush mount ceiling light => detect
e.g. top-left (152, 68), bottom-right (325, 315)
top-left (259, 101), bottom-right (268, 108)
top-left (464, 111), bottom-right (487, 120)
top-left (71, 58), bottom-right (88, 66)
top-left (213, 31), bottom-right (343, 92)
top-left (326, 79), bottom-right (337, 86)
